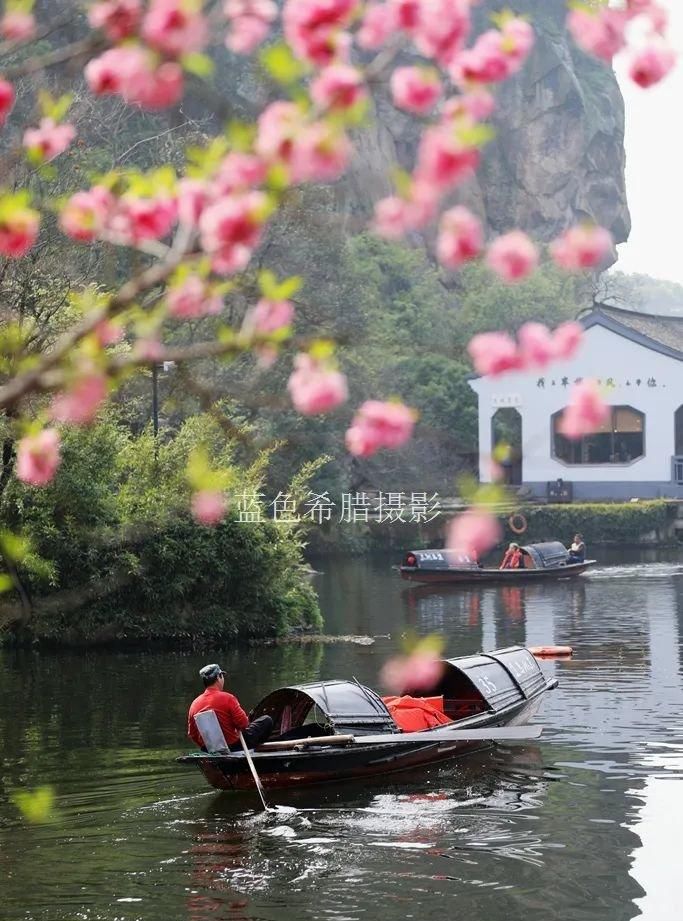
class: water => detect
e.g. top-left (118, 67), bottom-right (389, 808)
top-left (2, 550), bottom-right (683, 921)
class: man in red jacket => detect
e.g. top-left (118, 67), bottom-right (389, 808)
top-left (187, 663), bottom-right (273, 751)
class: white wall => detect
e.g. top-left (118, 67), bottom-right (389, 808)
top-left (469, 324), bottom-right (683, 484)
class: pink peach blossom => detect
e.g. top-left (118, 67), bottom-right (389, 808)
top-left (16, 429), bottom-right (61, 487)
top-left (412, 0), bottom-right (471, 67)
top-left (629, 43), bottom-right (676, 88)
top-left (214, 153), bottom-right (266, 195)
top-left (50, 375), bottom-right (108, 426)
top-left (89, 0), bottom-right (142, 41)
top-left (142, 0), bottom-right (208, 57)
top-left (225, 15), bottom-right (270, 53)
top-left (0, 10), bottom-right (35, 41)
top-left (59, 186), bottom-right (114, 243)
top-left (552, 321), bottom-right (583, 361)
top-left (559, 380), bottom-right (609, 440)
top-left (566, 8), bottom-right (627, 62)
top-left (85, 46), bottom-right (149, 98)
top-left (192, 490), bottom-right (227, 527)
top-left (255, 101), bottom-right (306, 165)
top-left (517, 322), bottom-right (555, 370)
top-left (390, 66), bottom-right (441, 114)
top-left (224, 0), bottom-right (278, 19)
top-left (112, 195), bottom-right (177, 244)
top-left (392, 0), bottom-right (419, 31)
top-left (467, 331), bottom-right (520, 377)
top-left (357, 3), bottom-right (397, 49)
top-left (485, 231), bottom-right (538, 283)
top-left (415, 125), bottom-right (480, 190)
top-left (199, 192), bottom-right (267, 265)
top-left (448, 508), bottom-right (502, 558)
top-left (176, 178), bottom-right (209, 227)
top-left (134, 338), bottom-right (165, 361)
top-left (450, 20), bottom-right (533, 86)
top-left (23, 118), bottom-right (76, 163)
top-left (373, 182), bottom-right (437, 239)
top-left (380, 651), bottom-right (444, 695)
top-left (167, 275), bottom-right (223, 319)
top-left (287, 353), bottom-right (348, 415)
top-left (311, 65), bottom-right (366, 111)
top-left (94, 319), bottom-right (124, 347)
top-left (283, 0), bottom-right (356, 65)
top-left (291, 123), bottom-right (351, 182)
top-left (549, 224), bottom-right (613, 272)
top-left (0, 79), bottom-right (14, 126)
top-left (345, 400), bottom-right (416, 457)
top-left (0, 204), bottom-right (40, 258)
top-left (129, 61), bottom-right (184, 109)
top-left (249, 298), bottom-right (294, 334)
top-left (436, 205), bottom-right (483, 269)
top-left (442, 89), bottom-right (496, 121)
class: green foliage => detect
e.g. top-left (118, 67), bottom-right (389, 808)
top-left (0, 413), bottom-right (321, 644)
top-left (503, 501), bottom-right (672, 545)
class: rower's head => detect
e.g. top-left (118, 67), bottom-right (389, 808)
top-left (574, 533), bottom-right (582, 542)
top-left (199, 663), bottom-right (225, 689)
top-left (509, 542), bottom-right (519, 550)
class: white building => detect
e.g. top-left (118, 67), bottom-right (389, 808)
top-left (468, 305), bottom-right (683, 500)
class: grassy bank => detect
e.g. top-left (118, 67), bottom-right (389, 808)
top-left (505, 501), bottom-right (675, 546)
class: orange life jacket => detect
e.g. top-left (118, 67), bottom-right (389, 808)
top-left (381, 695), bottom-right (453, 732)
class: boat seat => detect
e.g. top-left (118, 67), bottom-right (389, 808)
top-left (193, 710), bottom-right (229, 753)
top-left (443, 699), bottom-right (486, 719)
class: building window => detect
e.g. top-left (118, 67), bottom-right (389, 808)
top-left (552, 405), bottom-right (644, 465)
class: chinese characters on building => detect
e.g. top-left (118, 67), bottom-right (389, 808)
top-left (536, 376), bottom-right (662, 388)
top-left (235, 491), bottom-right (442, 524)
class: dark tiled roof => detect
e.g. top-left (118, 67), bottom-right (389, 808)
top-left (581, 304), bottom-right (683, 358)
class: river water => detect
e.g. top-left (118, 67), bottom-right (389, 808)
top-left (2, 550), bottom-right (683, 921)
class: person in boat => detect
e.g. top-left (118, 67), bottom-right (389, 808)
top-left (499, 542), bottom-right (522, 570)
top-left (187, 663), bottom-right (273, 752)
top-left (568, 534), bottom-right (586, 563)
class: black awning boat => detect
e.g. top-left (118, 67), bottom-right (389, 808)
top-left (399, 541), bottom-right (595, 584)
top-left (177, 645), bottom-right (556, 791)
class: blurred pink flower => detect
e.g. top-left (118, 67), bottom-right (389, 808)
top-left (566, 8), bottom-right (627, 62)
top-left (0, 79), bottom-right (15, 126)
top-left (467, 331), bottom-right (520, 377)
top-left (357, 3), bottom-right (397, 49)
top-left (311, 65), bottom-right (366, 111)
top-left (114, 195), bottom-right (177, 244)
top-left (549, 224), bottom-right (613, 271)
top-left (415, 125), bottom-right (480, 190)
top-left (16, 429), bottom-right (61, 487)
top-left (629, 43), bottom-right (676, 88)
top-left (214, 153), bottom-right (266, 195)
top-left (255, 101), bottom-right (306, 165)
top-left (94, 319), bottom-right (124, 347)
top-left (249, 298), bottom-right (294, 334)
top-left (559, 380), bottom-right (609, 440)
top-left (134, 338), bottom-right (165, 361)
top-left (517, 322), bottom-right (555, 369)
top-left (0, 10), bottom-right (35, 41)
top-left (412, 0), bottom-right (470, 67)
top-left (0, 205), bottom-right (39, 258)
top-left (442, 89), bottom-right (495, 121)
top-left (89, 0), bottom-right (142, 41)
top-left (552, 321), bottom-right (583, 361)
top-left (167, 276), bottom-right (223, 319)
top-left (283, 0), bottom-right (355, 65)
top-left (485, 231), bottom-right (538, 283)
top-left (447, 508), bottom-right (502, 557)
top-left (345, 400), bottom-right (416, 457)
top-left (59, 186), bottom-right (114, 243)
top-left (291, 123), bottom-right (351, 182)
top-left (23, 118), bottom-right (76, 162)
top-left (287, 353), bottom-right (348, 415)
top-left (436, 205), bottom-right (483, 269)
top-left (192, 490), bottom-right (227, 527)
top-left (226, 16), bottom-right (270, 53)
top-left (85, 46), bottom-right (149, 97)
top-left (451, 20), bottom-right (533, 86)
top-left (199, 191), bottom-right (266, 271)
top-left (50, 375), bottom-right (108, 426)
top-left (176, 178), bottom-right (209, 227)
top-left (380, 651), bottom-right (444, 695)
top-left (142, 0), bottom-right (208, 57)
top-left (391, 66), bottom-right (441, 114)
top-left (129, 61), bottom-right (184, 109)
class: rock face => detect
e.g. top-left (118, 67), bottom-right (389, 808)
top-left (345, 0), bottom-right (631, 248)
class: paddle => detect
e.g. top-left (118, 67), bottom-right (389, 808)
top-left (239, 731), bottom-right (271, 811)
top-left (256, 725), bottom-right (542, 751)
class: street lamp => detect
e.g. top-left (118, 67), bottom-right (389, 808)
top-left (151, 360), bottom-right (176, 437)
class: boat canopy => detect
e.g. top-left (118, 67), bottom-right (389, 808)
top-left (250, 680), bottom-right (397, 736)
top-left (401, 646), bottom-right (546, 713)
top-left (403, 549), bottom-right (479, 571)
top-left (520, 541), bottom-right (571, 569)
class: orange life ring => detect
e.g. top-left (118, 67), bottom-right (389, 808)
top-left (508, 512), bottom-right (527, 535)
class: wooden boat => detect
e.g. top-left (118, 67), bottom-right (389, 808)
top-left (400, 541), bottom-right (595, 584)
top-left (177, 645), bottom-right (557, 791)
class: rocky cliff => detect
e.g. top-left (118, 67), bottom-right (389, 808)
top-left (345, 0), bottom-right (631, 247)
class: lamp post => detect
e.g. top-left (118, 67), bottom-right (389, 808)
top-left (151, 361), bottom-right (175, 440)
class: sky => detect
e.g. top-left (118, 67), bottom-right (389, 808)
top-left (614, 0), bottom-right (683, 283)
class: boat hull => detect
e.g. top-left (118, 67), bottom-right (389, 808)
top-left (400, 561), bottom-right (593, 584)
top-left (178, 692), bottom-right (545, 792)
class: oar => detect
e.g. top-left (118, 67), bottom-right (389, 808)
top-left (353, 725), bottom-right (542, 744)
top-left (239, 731), bottom-right (271, 812)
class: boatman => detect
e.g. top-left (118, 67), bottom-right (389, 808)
top-left (188, 663), bottom-right (273, 751)
top-left (499, 542), bottom-right (522, 570)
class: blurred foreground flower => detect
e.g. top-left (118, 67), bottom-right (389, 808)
top-left (559, 380), bottom-right (609, 440)
top-left (447, 508), bottom-right (502, 558)
top-left (16, 429), bottom-right (62, 487)
top-left (11, 786), bottom-right (56, 824)
top-left (380, 633), bottom-right (447, 694)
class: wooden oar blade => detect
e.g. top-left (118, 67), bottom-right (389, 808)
top-left (354, 725), bottom-right (543, 745)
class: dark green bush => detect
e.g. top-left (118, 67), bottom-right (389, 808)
top-left (503, 501), bottom-right (672, 545)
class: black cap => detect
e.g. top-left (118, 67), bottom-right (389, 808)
top-left (199, 663), bottom-right (225, 681)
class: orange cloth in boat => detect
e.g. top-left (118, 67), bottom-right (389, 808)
top-left (381, 695), bottom-right (453, 732)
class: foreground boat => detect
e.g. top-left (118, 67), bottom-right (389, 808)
top-left (177, 645), bottom-right (557, 791)
top-left (400, 541), bottom-right (595, 584)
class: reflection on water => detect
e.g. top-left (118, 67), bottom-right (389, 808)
top-left (1, 548), bottom-right (683, 921)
